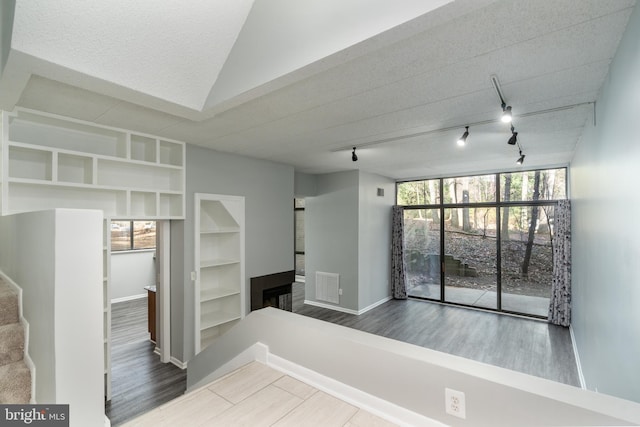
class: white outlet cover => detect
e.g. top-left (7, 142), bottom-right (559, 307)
top-left (445, 388), bottom-right (466, 419)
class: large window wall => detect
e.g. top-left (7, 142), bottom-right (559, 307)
top-left (398, 168), bottom-right (566, 317)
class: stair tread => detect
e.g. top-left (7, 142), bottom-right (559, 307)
top-left (0, 360), bottom-right (31, 404)
top-left (0, 280), bottom-right (19, 326)
top-left (0, 323), bottom-right (24, 367)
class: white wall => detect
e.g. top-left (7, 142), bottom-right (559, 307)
top-left (570, 1), bottom-right (640, 404)
top-left (110, 250), bottom-right (155, 301)
top-left (0, 209), bottom-right (104, 427)
top-left (175, 144), bottom-right (294, 362)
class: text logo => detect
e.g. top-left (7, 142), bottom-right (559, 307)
top-left (0, 405), bottom-right (69, 426)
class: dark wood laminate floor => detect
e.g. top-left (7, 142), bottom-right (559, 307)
top-left (105, 298), bottom-right (186, 426)
top-left (292, 282), bottom-right (580, 387)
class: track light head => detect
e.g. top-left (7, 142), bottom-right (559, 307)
top-left (501, 104), bottom-right (513, 123)
top-left (352, 147), bottom-right (358, 162)
top-left (507, 125), bottom-right (518, 145)
top-left (457, 126), bottom-right (469, 146)
top-left (516, 150), bottom-right (525, 165)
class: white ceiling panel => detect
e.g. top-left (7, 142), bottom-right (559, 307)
top-left (4, 1), bottom-right (637, 179)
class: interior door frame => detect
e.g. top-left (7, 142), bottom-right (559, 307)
top-left (156, 220), bottom-right (171, 363)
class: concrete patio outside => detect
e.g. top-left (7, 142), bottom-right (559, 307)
top-left (408, 283), bottom-right (550, 317)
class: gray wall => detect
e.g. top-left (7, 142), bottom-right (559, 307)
top-left (0, 210), bottom-right (56, 402)
top-left (305, 170), bottom-right (395, 312)
top-left (294, 171), bottom-right (318, 197)
top-left (358, 172), bottom-right (395, 308)
top-left (305, 171), bottom-right (360, 311)
top-left (0, 0), bottom-right (14, 75)
top-left (187, 308), bottom-right (640, 427)
top-left (570, 3), bottom-right (640, 403)
top-left (174, 144), bottom-right (294, 362)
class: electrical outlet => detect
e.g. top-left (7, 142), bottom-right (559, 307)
top-left (445, 388), bottom-right (466, 419)
top-left (338, 288), bottom-right (343, 295)
top-left (190, 271), bottom-right (197, 281)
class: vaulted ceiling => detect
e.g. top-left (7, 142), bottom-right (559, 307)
top-left (0, 0), bottom-right (636, 179)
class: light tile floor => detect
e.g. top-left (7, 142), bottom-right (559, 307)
top-left (123, 361), bottom-right (398, 427)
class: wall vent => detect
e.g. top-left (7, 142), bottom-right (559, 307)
top-left (315, 272), bottom-right (339, 304)
top-left (377, 188), bottom-right (384, 197)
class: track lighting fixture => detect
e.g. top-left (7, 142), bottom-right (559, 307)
top-left (516, 149), bottom-right (525, 165)
top-left (507, 125), bottom-right (518, 145)
top-left (501, 103), bottom-right (512, 123)
top-left (457, 126), bottom-right (469, 146)
top-left (352, 147), bottom-right (358, 162)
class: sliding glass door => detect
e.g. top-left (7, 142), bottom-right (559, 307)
top-left (500, 204), bottom-right (554, 316)
top-left (404, 209), bottom-right (441, 300)
top-left (398, 168), bottom-right (566, 318)
top-left (443, 207), bottom-right (497, 309)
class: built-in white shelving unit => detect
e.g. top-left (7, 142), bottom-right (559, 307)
top-left (194, 193), bottom-right (245, 353)
top-left (102, 219), bottom-right (112, 400)
top-left (0, 108), bottom-right (186, 402)
top-left (1, 108), bottom-right (185, 218)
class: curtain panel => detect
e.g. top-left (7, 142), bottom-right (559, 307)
top-left (548, 200), bottom-right (571, 326)
top-left (391, 205), bottom-right (407, 299)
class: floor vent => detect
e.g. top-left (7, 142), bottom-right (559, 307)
top-left (315, 272), bottom-right (339, 304)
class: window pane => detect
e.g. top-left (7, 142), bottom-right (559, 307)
top-left (397, 180), bottom-right (440, 206)
top-left (500, 168), bottom-right (566, 202)
top-left (443, 175), bottom-right (495, 204)
top-left (133, 221), bottom-right (156, 250)
top-left (443, 207), bottom-right (497, 309)
top-left (110, 221), bottom-right (131, 251)
top-left (404, 209), bottom-right (441, 299)
top-left (500, 205), bottom-right (554, 316)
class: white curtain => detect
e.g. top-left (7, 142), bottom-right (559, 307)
top-left (391, 206), bottom-right (407, 299)
top-left (548, 200), bottom-right (571, 326)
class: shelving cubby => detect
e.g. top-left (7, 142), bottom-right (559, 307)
top-left (195, 194), bottom-right (245, 354)
top-left (1, 108), bottom-right (185, 219)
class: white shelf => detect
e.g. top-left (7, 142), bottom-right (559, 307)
top-left (201, 258), bottom-right (240, 268)
top-left (201, 227), bottom-right (240, 234)
top-left (201, 287), bottom-right (240, 302)
top-left (1, 108), bottom-right (185, 219)
top-left (195, 193), bottom-right (245, 354)
top-left (200, 310), bottom-right (241, 331)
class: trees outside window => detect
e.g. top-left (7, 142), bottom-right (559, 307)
top-left (111, 221), bottom-right (156, 251)
top-left (397, 168), bottom-right (566, 317)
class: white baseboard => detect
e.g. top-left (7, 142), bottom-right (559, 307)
top-left (358, 296), bottom-right (392, 315)
top-left (110, 293), bottom-right (146, 304)
top-left (267, 353), bottom-right (442, 427)
top-left (170, 357), bottom-right (188, 370)
top-left (303, 296), bottom-right (392, 315)
top-left (569, 325), bottom-right (586, 389)
top-left (304, 300), bottom-right (359, 315)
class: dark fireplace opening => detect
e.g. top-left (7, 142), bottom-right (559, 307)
top-left (250, 270), bottom-right (295, 312)
top-left (262, 284), bottom-right (292, 311)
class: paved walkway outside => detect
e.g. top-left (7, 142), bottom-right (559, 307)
top-left (408, 283), bottom-right (549, 317)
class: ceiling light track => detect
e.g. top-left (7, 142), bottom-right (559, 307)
top-left (332, 101), bottom-right (593, 152)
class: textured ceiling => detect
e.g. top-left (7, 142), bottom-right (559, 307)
top-left (1, 0), bottom-right (636, 180)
